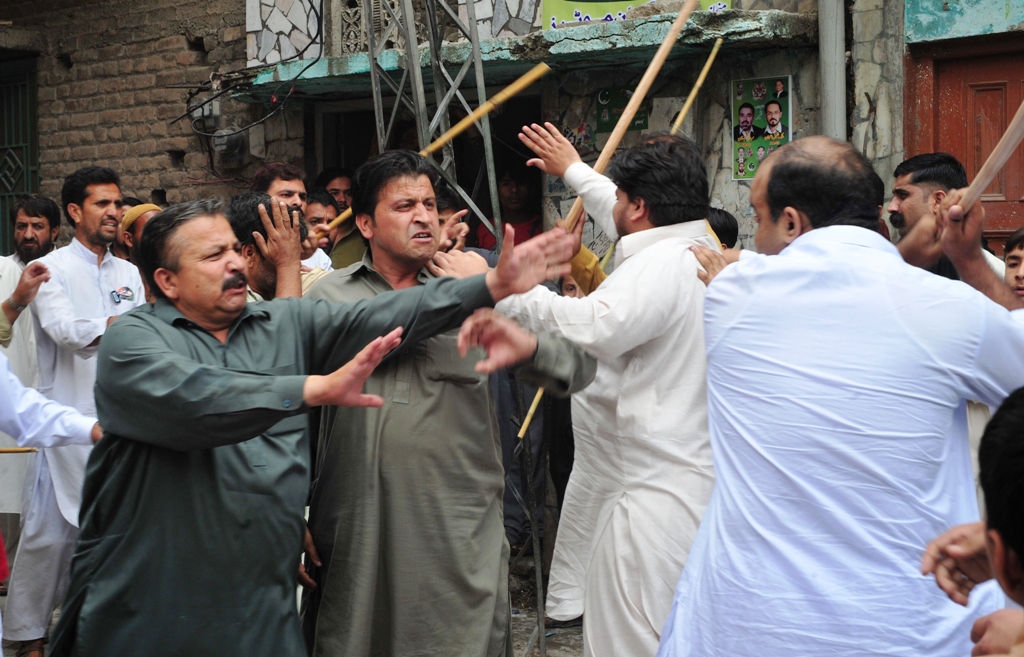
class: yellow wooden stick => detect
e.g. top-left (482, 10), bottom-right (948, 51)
top-left (517, 387), bottom-right (545, 440)
top-left (322, 63), bottom-right (553, 235)
top-left (0, 447), bottom-right (38, 454)
top-left (565, 0), bottom-right (701, 232)
top-left (670, 38), bottom-right (723, 136)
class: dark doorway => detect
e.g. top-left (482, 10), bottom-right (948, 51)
top-left (0, 53), bottom-right (39, 256)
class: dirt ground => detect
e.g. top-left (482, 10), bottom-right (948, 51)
top-left (1, 578), bottom-right (583, 657)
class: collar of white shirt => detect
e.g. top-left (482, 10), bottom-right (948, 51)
top-left (786, 224), bottom-right (898, 257)
top-left (615, 220), bottom-right (712, 268)
top-left (70, 236), bottom-right (114, 267)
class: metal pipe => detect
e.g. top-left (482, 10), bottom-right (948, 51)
top-left (818, 0), bottom-right (846, 140)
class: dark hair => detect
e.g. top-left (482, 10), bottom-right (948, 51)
top-left (868, 169), bottom-right (885, 208)
top-left (707, 207), bottom-right (738, 249)
top-left (1005, 227), bottom-right (1024, 255)
top-left (61, 166), bottom-right (121, 225)
top-left (435, 182), bottom-right (463, 214)
top-left (351, 150), bottom-right (438, 219)
top-left (893, 153), bottom-right (968, 191)
top-left (137, 199), bottom-right (225, 299)
top-left (306, 188), bottom-right (341, 214)
top-left (765, 100), bottom-right (782, 114)
top-left (496, 158), bottom-right (536, 185)
top-left (605, 134), bottom-right (709, 227)
top-left (250, 162), bottom-right (306, 193)
top-left (765, 138), bottom-right (880, 230)
top-left (738, 102), bottom-right (754, 114)
top-left (313, 167), bottom-right (355, 189)
top-left (980, 387), bottom-right (1024, 565)
top-left (121, 196), bottom-right (144, 208)
top-left (227, 192), bottom-right (309, 248)
top-left (10, 195), bottom-right (61, 230)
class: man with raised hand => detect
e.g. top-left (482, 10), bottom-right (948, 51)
top-left (47, 195), bottom-right (575, 657)
top-left (302, 150), bottom-right (594, 657)
top-left (492, 132), bottom-right (718, 657)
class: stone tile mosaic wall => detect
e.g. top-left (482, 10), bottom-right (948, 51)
top-left (247, 0), bottom-right (816, 64)
top-left (247, 0), bottom-right (321, 67)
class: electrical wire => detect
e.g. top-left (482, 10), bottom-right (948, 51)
top-left (181, 0), bottom-right (325, 140)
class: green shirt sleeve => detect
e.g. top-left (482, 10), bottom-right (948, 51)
top-left (302, 274), bottom-right (495, 374)
top-left (95, 318), bottom-right (308, 451)
top-left (0, 311), bottom-right (12, 349)
top-left (514, 332), bottom-right (596, 397)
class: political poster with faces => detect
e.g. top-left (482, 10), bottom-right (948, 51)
top-left (731, 75), bottom-right (792, 180)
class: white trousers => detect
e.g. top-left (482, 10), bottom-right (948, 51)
top-left (2, 452), bottom-right (78, 642)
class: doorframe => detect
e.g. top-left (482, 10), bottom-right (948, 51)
top-left (904, 32), bottom-right (1024, 157)
top-left (0, 54), bottom-right (39, 256)
top-left (903, 33), bottom-right (1024, 249)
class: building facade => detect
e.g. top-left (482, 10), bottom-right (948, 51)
top-left (1, 0), bottom-right (1022, 253)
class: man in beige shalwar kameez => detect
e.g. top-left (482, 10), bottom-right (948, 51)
top-left (302, 150), bottom-right (594, 657)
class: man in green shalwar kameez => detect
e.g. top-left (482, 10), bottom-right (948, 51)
top-left (47, 198), bottom-right (580, 657)
top-left (302, 151), bottom-right (596, 657)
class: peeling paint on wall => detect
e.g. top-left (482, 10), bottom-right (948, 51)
top-left (905, 0), bottom-right (1024, 43)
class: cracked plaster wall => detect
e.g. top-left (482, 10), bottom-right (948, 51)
top-left (850, 0), bottom-right (903, 237)
top-left (541, 46), bottom-right (819, 253)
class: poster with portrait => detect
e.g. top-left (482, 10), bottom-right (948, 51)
top-left (730, 75), bottom-right (792, 180)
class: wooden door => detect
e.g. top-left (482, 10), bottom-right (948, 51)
top-left (906, 37), bottom-right (1024, 254)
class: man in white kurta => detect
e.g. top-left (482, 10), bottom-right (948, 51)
top-left (658, 137), bottom-right (1024, 657)
top-left (0, 256), bottom-right (37, 519)
top-left (3, 167), bottom-right (144, 648)
top-left (0, 350), bottom-right (98, 643)
top-left (501, 130), bottom-right (717, 657)
top-left (1, 196), bottom-right (58, 560)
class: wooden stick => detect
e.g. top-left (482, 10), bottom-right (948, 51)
top-left (565, 0), bottom-right (701, 231)
top-left (670, 38), bottom-right (723, 136)
top-left (323, 63), bottom-right (552, 234)
top-left (516, 2), bottom-right (701, 440)
top-left (959, 97), bottom-right (1024, 212)
top-left (516, 387), bottom-right (545, 440)
top-left (0, 447), bottom-right (38, 454)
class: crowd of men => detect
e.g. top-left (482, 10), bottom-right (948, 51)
top-left (1, 119), bottom-right (1024, 657)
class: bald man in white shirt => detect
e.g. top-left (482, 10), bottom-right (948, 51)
top-left (658, 136), bottom-right (1024, 657)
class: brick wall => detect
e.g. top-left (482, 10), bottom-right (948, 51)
top-left (1, 0), bottom-right (304, 218)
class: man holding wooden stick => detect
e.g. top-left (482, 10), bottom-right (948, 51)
top-left (658, 136), bottom-right (1024, 657)
top-left (494, 129), bottom-right (719, 657)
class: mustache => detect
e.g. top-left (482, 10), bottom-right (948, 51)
top-left (889, 212), bottom-right (905, 229)
top-left (222, 272), bottom-right (248, 291)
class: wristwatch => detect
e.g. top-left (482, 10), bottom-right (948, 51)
top-left (6, 296), bottom-right (27, 312)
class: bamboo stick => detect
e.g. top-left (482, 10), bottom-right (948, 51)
top-left (518, 0), bottom-right (702, 438)
top-left (322, 63), bottom-right (553, 235)
top-left (564, 0), bottom-right (701, 232)
top-left (0, 447), bottom-right (38, 454)
top-left (959, 97), bottom-right (1024, 212)
top-left (670, 38), bottom-right (723, 136)
top-left (516, 386), bottom-right (545, 440)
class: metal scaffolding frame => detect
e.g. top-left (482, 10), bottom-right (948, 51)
top-left (363, 0), bottom-right (503, 244)
top-left (363, 3), bottom-right (545, 655)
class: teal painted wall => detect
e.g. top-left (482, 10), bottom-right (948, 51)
top-left (905, 0), bottom-right (1024, 43)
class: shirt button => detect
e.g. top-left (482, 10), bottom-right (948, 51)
top-left (283, 399), bottom-right (292, 408)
